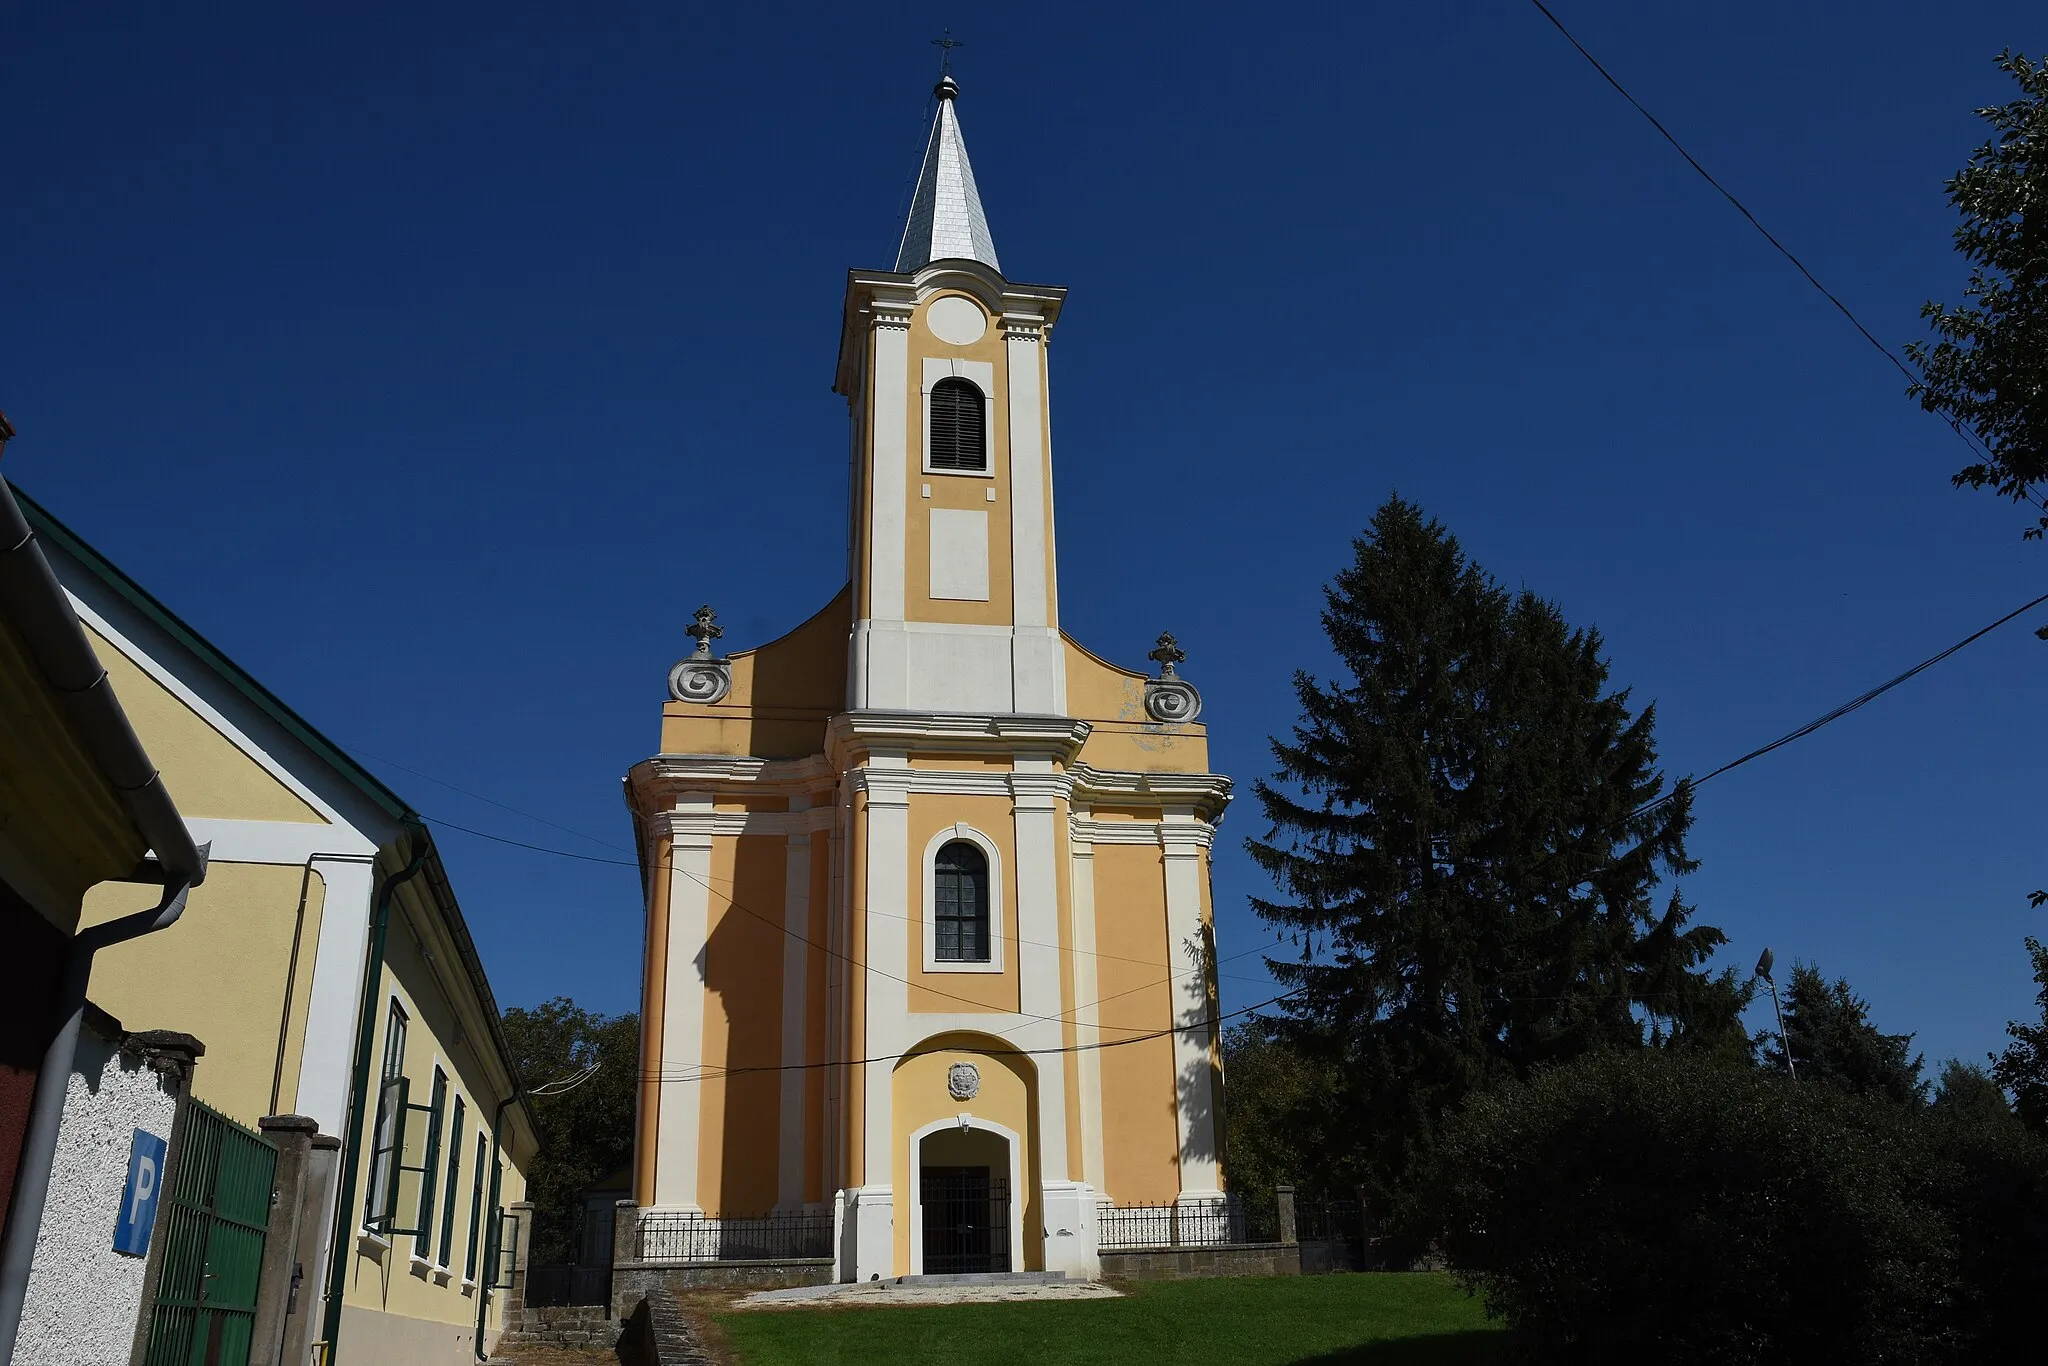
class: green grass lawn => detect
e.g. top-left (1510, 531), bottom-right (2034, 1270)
top-left (707, 1273), bottom-right (1505, 1366)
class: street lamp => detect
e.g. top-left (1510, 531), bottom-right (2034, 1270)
top-left (1755, 948), bottom-right (1795, 1078)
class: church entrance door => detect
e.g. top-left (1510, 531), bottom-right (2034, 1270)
top-left (919, 1165), bottom-right (1011, 1274)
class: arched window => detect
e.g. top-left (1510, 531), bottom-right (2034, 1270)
top-left (933, 840), bottom-right (991, 962)
top-left (928, 378), bottom-right (987, 471)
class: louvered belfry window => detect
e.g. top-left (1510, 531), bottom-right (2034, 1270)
top-left (934, 840), bottom-right (991, 961)
top-left (928, 378), bottom-right (987, 471)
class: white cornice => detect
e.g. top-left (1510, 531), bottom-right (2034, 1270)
top-left (835, 267), bottom-right (1068, 397)
top-left (825, 711), bottom-right (1091, 768)
top-left (1068, 764), bottom-right (1232, 821)
top-left (649, 806), bottom-right (838, 840)
top-left (626, 730), bottom-right (1232, 829)
top-left (1070, 817), bottom-right (1218, 851)
top-left (625, 753), bottom-right (837, 812)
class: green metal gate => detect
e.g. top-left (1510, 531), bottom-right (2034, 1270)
top-left (142, 1101), bottom-right (278, 1366)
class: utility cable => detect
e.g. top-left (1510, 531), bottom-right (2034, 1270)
top-left (639, 988), bottom-right (1300, 1085)
top-left (1628, 587), bottom-right (2048, 822)
top-left (423, 812), bottom-right (1234, 975)
top-left (1525, 0), bottom-right (1999, 467)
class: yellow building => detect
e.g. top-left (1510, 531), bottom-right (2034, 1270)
top-left (625, 76), bottom-right (1231, 1282)
top-left (22, 491), bottom-right (538, 1363)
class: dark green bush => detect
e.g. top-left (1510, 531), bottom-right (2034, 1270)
top-left (1431, 1050), bottom-right (2048, 1364)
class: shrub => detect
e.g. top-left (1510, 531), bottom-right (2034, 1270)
top-left (1431, 1050), bottom-right (2048, 1364)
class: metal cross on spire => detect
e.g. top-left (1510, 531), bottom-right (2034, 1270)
top-left (931, 28), bottom-right (965, 78)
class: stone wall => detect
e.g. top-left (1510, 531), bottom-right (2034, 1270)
top-left (611, 1259), bottom-right (833, 1317)
top-left (1299, 1239), bottom-right (1368, 1275)
top-left (15, 1009), bottom-right (196, 1366)
top-left (1098, 1242), bottom-right (1302, 1281)
top-left (498, 1303), bottom-right (613, 1352)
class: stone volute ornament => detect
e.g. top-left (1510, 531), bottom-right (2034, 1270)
top-left (1143, 631), bottom-right (1202, 723)
top-left (667, 604), bottom-right (733, 705)
top-left (947, 1061), bottom-right (981, 1100)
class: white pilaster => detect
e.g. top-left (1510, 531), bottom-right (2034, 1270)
top-left (1161, 811), bottom-right (1221, 1197)
top-left (1004, 323), bottom-right (1064, 714)
top-left (776, 797), bottom-right (813, 1211)
top-left (870, 312), bottom-right (911, 625)
top-left (654, 793), bottom-right (715, 1211)
top-left (1010, 760), bottom-right (1070, 1184)
top-left (1067, 830), bottom-right (1108, 1200)
top-left (849, 758), bottom-right (911, 1277)
top-left (291, 852), bottom-right (377, 1133)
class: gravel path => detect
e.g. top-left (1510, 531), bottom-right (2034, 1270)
top-left (730, 1279), bottom-right (1122, 1311)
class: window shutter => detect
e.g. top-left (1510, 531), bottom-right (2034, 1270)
top-left (439, 1098), bottom-right (465, 1266)
top-left (365, 1074), bottom-right (409, 1231)
top-left (929, 379), bottom-right (987, 471)
top-left (466, 1133), bottom-right (488, 1281)
top-left (415, 1068), bottom-right (447, 1250)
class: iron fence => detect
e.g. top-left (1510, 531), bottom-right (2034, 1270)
top-left (1096, 1197), bottom-right (1246, 1250)
top-left (637, 1210), bottom-right (833, 1263)
top-left (1295, 1196), bottom-right (1364, 1245)
top-left (524, 1263), bottom-right (613, 1308)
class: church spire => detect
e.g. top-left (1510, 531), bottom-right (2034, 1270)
top-left (894, 75), bottom-right (1001, 274)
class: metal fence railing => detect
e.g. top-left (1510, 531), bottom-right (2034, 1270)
top-left (524, 1263), bottom-right (613, 1308)
top-left (637, 1210), bottom-right (833, 1264)
top-left (1295, 1197), bottom-right (1364, 1245)
top-left (1096, 1197), bottom-right (1246, 1250)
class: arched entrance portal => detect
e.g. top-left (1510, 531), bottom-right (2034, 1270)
top-left (918, 1126), bottom-right (1011, 1274)
top-left (906, 1114), bottom-right (1026, 1275)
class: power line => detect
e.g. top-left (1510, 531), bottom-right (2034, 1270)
top-left (640, 988), bottom-right (1299, 1085)
top-left (1524, 0), bottom-right (1996, 465)
top-left (422, 812), bottom-right (1248, 976)
top-left (1630, 587), bottom-right (2048, 821)
top-left (344, 746), bottom-right (631, 854)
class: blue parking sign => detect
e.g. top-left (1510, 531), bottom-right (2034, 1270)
top-left (113, 1129), bottom-right (167, 1256)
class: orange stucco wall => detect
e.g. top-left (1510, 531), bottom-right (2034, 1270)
top-left (696, 833), bottom-right (787, 1214)
top-left (1091, 842), bottom-right (1183, 1203)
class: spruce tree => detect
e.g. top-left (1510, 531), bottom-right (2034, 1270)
top-left (1762, 963), bottom-right (1926, 1105)
top-left (1247, 498), bottom-right (1734, 1205)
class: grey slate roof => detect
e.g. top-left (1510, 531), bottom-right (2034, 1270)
top-left (894, 78), bottom-right (1000, 274)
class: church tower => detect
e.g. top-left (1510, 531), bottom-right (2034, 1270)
top-left (626, 75), bottom-right (1231, 1283)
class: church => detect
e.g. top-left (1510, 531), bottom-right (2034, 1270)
top-left (625, 73), bottom-right (1231, 1283)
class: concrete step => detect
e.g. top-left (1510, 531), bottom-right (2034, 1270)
top-left (893, 1271), bottom-right (1070, 1286)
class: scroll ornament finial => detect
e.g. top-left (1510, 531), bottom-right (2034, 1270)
top-left (1143, 631), bottom-right (1202, 723)
top-left (668, 604), bottom-right (733, 704)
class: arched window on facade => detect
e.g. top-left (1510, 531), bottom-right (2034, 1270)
top-left (933, 839), bottom-right (991, 962)
top-left (928, 377), bottom-right (987, 471)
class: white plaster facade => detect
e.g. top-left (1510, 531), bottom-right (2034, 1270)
top-left (16, 1017), bottom-right (181, 1366)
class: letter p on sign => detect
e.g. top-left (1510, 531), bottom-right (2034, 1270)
top-left (114, 1129), bottom-right (168, 1257)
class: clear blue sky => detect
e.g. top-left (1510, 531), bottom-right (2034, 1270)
top-left (6, 3), bottom-right (2043, 1077)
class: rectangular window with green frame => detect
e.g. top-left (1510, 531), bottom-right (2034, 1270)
top-left (363, 1000), bottom-right (408, 1230)
top-left (438, 1095), bottom-right (465, 1267)
top-left (414, 1067), bottom-right (447, 1254)
top-left (465, 1132), bottom-right (487, 1281)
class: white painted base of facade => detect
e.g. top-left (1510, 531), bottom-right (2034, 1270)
top-left (841, 1185), bottom-right (895, 1283)
top-left (337, 1303), bottom-right (481, 1366)
top-left (1040, 1181), bottom-right (1100, 1280)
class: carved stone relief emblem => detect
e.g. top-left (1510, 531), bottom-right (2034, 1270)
top-left (947, 1061), bottom-right (981, 1101)
top-left (666, 604), bottom-right (732, 705)
top-left (1142, 631), bottom-right (1202, 723)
